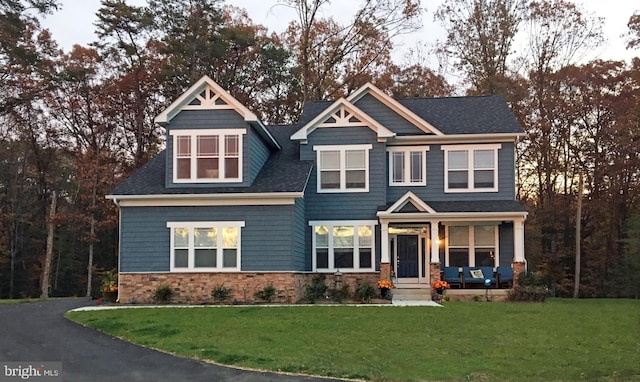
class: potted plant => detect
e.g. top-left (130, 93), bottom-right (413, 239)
top-left (432, 280), bottom-right (450, 302)
top-left (377, 279), bottom-right (395, 298)
top-left (101, 269), bottom-right (118, 303)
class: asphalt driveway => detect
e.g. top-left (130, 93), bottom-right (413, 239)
top-left (0, 298), bottom-right (344, 382)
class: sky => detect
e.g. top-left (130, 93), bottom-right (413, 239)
top-left (40, 0), bottom-right (639, 66)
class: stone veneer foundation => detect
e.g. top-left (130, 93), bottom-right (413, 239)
top-left (118, 272), bottom-right (381, 304)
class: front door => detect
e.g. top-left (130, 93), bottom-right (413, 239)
top-left (390, 227), bottom-right (430, 286)
top-left (397, 235), bottom-right (419, 281)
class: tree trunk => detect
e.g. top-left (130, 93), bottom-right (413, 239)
top-left (574, 172), bottom-right (583, 298)
top-left (40, 191), bottom-right (57, 298)
top-left (86, 173), bottom-right (99, 297)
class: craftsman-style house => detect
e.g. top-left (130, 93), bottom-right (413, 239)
top-left (107, 75), bottom-right (527, 303)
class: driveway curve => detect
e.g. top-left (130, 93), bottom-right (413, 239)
top-left (0, 298), bottom-right (344, 382)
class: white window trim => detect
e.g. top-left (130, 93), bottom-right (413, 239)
top-left (387, 146), bottom-right (429, 186)
top-left (445, 224), bottom-right (498, 267)
top-left (442, 144), bottom-right (501, 193)
top-left (170, 129), bottom-right (246, 184)
top-left (167, 221), bottom-right (245, 272)
top-left (309, 220), bottom-right (377, 272)
top-left (313, 144), bottom-right (372, 193)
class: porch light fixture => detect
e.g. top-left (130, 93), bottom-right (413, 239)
top-left (334, 270), bottom-right (343, 290)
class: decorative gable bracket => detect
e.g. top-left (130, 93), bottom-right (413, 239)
top-left (154, 75), bottom-right (280, 150)
top-left (291, 98), bottom-right (395, 143)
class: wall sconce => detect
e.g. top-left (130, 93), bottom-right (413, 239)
top-left (334, 270), bottom-right (343, 290)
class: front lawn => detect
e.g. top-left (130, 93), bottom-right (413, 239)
top-left (66, 299), bottom-right (640, 381)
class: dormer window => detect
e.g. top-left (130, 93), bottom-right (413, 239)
top-left (171, 129), bottom-right (245, 183)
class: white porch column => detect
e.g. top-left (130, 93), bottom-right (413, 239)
top-left (430, 222), bottom-right (440, 263)
top-left (514, 218), bottom-right (525, 262)
top-left (381, 220), bottom-right (389, 263)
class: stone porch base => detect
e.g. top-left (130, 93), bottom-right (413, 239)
top-left (117, 272), bottom-right (381, 304)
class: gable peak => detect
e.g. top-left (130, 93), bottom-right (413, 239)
top-left (155, 75), bottom-right (257, 126)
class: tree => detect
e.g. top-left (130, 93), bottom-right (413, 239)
top-left (0, 0), bottom-right (59, 115)
top-left (435, 0), bottom-right (527, 95)
top-left (94, 0), bottom-right (163, 167)
top-left (283, 0), bottom-right (422, 103)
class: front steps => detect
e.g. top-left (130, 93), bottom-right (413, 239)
top-left (391, 288), bottom-right (438, 306)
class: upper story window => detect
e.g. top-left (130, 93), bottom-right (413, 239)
top-left (167, 221), bottom-right (244, 272)
top-left (388, 146), bottom-right (428, 186)
top-left (442, 144), bottom-right (501, 192)
top-left (170, 129), bottom-right (245, 183)
top-left (314, 144), bottom-right (372, 193)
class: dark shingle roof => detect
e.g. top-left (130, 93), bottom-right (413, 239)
top-left (427, 200), bottom-right (527, 213)
top-left (378, 199), bottom-right (526, 214)
top-left (297, 95), bottom-right (523, 135)
top-left (110, 125), bottom-right (312, 196)
top-left (398, 96), bottom-right (523, 134)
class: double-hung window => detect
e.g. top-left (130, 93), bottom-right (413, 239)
top-left (311, 221), bottom-right (376, 271)
top-left (388, 146), bottom-right (428, 186)
top-left (314, 145), bottom-right (371, 192)
top-left (167, 221), bottom-right (244, 271)
top-left (446, 225), bottom-right (497, 267)
top-left (171, 129), bottom-right (245, 183)
top-left (442, 144), bottom-right (501, 192)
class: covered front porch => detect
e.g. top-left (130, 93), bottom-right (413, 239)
top-left (376, 192), bottom-right (527, 292)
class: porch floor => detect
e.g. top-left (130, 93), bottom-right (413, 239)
top-left (392, 287), bottom-right (511, 302)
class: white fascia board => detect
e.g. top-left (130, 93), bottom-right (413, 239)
top-left (106, 192), bottom-right (303, 207)
top-left (376, 211), bottom-right (528, 222)
top-left (390, 133), bottom-right (525, 145)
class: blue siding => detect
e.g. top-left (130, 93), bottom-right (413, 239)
top-left (499, 223), bottom-right (514, 266)
top-left (354, 94), bottom-right (426, 135)
top-left (386, 142), bottom-right (516, 203)
top-left (300, 126), bottom-right (386, 268)
top-left (119, 203), bottom-right (303, 273)
top-left (293, 198), bottom-right (307, 270)
top-left (250, 130), bottom-right (271, 181)
top-left (164, 109), bottom-right (271, 188)
top-left (301, 126), bottom-right (386, 221)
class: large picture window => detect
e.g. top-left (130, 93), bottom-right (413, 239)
top-left (388, 146), bottom-right (428, 186)
top-left (314, 145), bottom-right (371, 192)
top-left (446, 225), bottom-right (497, 267)
top-left (167, 221), bottom-right (244, 271)
top-left (442, 144), bottom-right (501, 192)
top-left (311, 221), bottom-right (376, 271)
top-left (171, 129), bottom-right (245, 183)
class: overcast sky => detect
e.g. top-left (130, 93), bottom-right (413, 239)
top-left (40, 0), bottom-right (638, 65)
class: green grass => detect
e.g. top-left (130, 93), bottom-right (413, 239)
top-left (66, 299), bottom-right (640, 381)
top-left (0, 298), bottom-right (46, 304)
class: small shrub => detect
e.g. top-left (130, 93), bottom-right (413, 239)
top-left (254, 284), bottom-right (277, 303)
top-left (154, 285), bottom-right (174, 303)
top-left (304, 275), bottom-right (328, 303)
top-left (508, 271), bottom-right (551, 302)
top-left (354, 281), bottom-right (376, 303)
top-left (211, 284), bottom-right (232, 303)
top-left (329, 284), bottom-right (351, 303)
